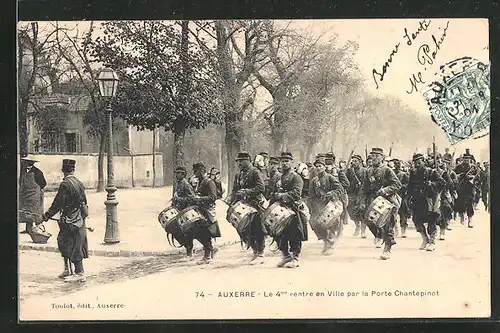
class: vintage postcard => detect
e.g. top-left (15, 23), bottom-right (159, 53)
top-left (18, 18), bottom-right (490, 320)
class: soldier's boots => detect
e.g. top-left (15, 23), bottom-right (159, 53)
top-left (419, 232), bottom-right (429, 250)
top-left (322, 240), bottom-right (335, 256)
top-left (439, 228), bottom-right (445, 240)
top-left (211, 247), bottom-right (219, 258)
top-left (374, 237), bottom-right (383, 248)
top-left (249, 252), bottom-right (265, 265)
top-left (360, 224), bottom-right (367, 238)
top-left (468, 217), bottom-right (474, 228)
top-left (401, 227), bottom-right (407, 238)
top-left (64, 273), bottom-right (86, 283)
top-left (380, 244), bottom-right (392, 260)
top-left (394, 222), bottom-right (401, 237)
top-left (446, 221), bottom-right (452, 231)
top-left (353, 225), bottom-right (360, 237)
top-left (58, 270), bottom-right (71, 279)
top-left (285, 254), bottom-right (300, 268)
top-left (426, 232), bottom-right (436, 251)
top-left (277, 254), bottom-right (293, 268)
top-left (197, 249), bottom-right (212, 265)
top-left (460, 215), bottom-right (465, 225)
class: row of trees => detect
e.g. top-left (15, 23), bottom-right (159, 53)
top-left (18, 20), bottom-right (443, 192)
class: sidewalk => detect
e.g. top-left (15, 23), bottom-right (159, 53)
top-left (18, 187), bottom-right (241, 257)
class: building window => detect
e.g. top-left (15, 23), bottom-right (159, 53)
top-left (65, 133), bottom-right (77, 153)
top-left (43, 132), bottom-right (61, 153)
top-left (34, 139), bottom-right (40, 153)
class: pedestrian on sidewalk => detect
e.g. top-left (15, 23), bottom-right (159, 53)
top-left (19, 156), bottom-right (46, 234)
top-left (41, 159), bottom-right (89, 283)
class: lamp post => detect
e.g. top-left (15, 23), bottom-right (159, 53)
top-left (97, 68), bottom-right (120, 244)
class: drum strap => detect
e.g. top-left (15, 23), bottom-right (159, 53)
top-left (166, 232), bottom-right (184, 248)
top-left (269, 238), bottom-right (280, 253)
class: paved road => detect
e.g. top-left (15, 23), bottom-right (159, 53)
top-left (19, 209), bottom-right (490, 321)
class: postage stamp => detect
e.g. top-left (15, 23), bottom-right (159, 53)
top-left (423, 57), bottom-right (490, 145)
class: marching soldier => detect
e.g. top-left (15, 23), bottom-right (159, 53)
top-left (308, 155), bottom-right (345, 255)
top-left (264, 156), bottom-right (282, 200)
top-left (436, 156), bottom-right (456, 240)
top-left (392, 158), bottom-right (410, 238)
top-left (345, 154), bottom-right (367, 237)
top-left (324, 152), bottom-right (349, 237)
top-left (171, 166), bottom-right (197, 259)
top-left (407, 153), bottom-right (446, 251)
top-left (271, 152), bottom-right (308, 268)
top-left (229, 152), bottom-right (267, 265)
top-left (454, 153), bottom-right (480, 227)
top-left (185, 162), bottom-right (222, 264)
top-left (358, 148), bottom-right (402, 260)
top-left (41, 159), bottom-right (89, 282)
top-left (481, 162), bottom-right (490, 212)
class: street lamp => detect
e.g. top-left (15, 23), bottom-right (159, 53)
top-left (97, 68), bottom-right (120, 244)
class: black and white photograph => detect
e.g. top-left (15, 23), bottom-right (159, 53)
top-left (17, 18), bottom-right (490, 320)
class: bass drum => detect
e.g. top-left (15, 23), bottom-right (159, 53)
top-left (365, 195), bottom-right (395, 228)
top-left (158, 206), bottom-right (180, 231)
top-left (226, 201), bottom-right (258, 234)
top-left (316, 199), bottom-right (343, 230)
top-left (177, 206), bottom-right (207, 234)
top-left (262, 202), bottom-right (296, 237)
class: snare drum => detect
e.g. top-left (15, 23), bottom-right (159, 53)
top-left (226, 201), bottom-right (258, 234)
top-left (365, 195), bottom-right (395, 228)
top-left (316, 200), bottom-right (343, 230)
top-left (177, 206), bottom-right (207, 234)
top-left (263, 202), bottom-right (296, 237)
top-left (158, 206), bottom-right (180, 230)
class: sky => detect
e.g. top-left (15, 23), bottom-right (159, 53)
top-left (22, 19), bottom-right (490, 160)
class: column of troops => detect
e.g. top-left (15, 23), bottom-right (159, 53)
top-left (159, 147), bottom-right (490, 268)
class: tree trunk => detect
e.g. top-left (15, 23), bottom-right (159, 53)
top-left (173, 119), bottom-right (186, 186)
top-left (96, 133), bottom-right (106, 192)
top-left (152, 128), bottom-right (156, 188)
top-left (18, 102), bottom-right (29, 157)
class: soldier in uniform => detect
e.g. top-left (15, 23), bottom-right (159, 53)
top-left (271, 152), bottom-right (308, 268)
top-left (473, 162), bottom-right (483, 210)
top-left (264, 156), bottom-right (282, 200)
top-left (19, 156), bottom-right (47, 234)
top-left (454, 153), bottom-right (480, 227)
top-left (171, 166), bottom-right (197, 259)
top-left (358, 148), bottom-right (402, 260)
top-left (186, 162), bottom-right (221, 264)
top-left (481, 162), bottom-right (490, 212)
top-left (41, 159), bottom-right (88, 282)
top-left (407, 153), bottom-right (446, 251)
top-left (308, 156), bottom-right (345, 255)
top-left (436, 156), bottom-right (456, 240)
top-left (324, 152), bottom-right (349, 237)
top-left (366, 155), bottom-right (373, 168)
top-left (229, 152), bottom-right (267, 265)
top-left (345, 155), bottom-right (367, 237)
top-left (392, 158), bottom-right (410, 238)
top-left (443, 148), bottom-right (453, 163)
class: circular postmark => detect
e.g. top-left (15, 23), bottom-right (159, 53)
top-left (423, 56), bottom-right (490, 145)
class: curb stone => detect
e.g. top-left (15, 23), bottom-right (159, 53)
top-left (19, 240), bottom-right (240, 258)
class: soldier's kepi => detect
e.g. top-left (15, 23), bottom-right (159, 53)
top-left (229, 152), bottom-right (267, 265)
top-left (359, 148), bottom-right (402, 260)
top-left (41, 159), bottom-right (89, 283)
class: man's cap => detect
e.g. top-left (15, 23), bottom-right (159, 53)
top-left (351, 154), bottom-right (363, 161)
top-left (325, 152), bottom-right (336, 159)
top-left (315, 153), bottom-right (326, 159)
top-left (269, 156), bottom-right (280, 164)
top-left (259, 152), bottom-right (269, 157)
top-left (175, 166), bottom-right (187, 173)
top-left (192, 162), bottom-right (206, 170)
top-left (462, 153), bottom-right (475, 161)
top-left (313, 157), bottom-right (326, 167)
top-left (412, 153), bottom-right (425, 162)
top-left (236, 152), bottom-right (251, 161)
top-left (21, 156), bottom-right (38, 163)
top-left (370, 148), bottom-right (384, 156)
top-left (280, 152), bottom-right (293, 160)
top-left (62, 159), bottom-right (76, 169)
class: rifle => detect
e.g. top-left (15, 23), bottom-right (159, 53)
top-left (346, 145), bottom-right (356, 167)
top-left (364, 145), bottom-right (368, 161)
top-left (388, 141), bottom-right (394, 157)
top-left (433, 137), bottom-right (437, 169)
